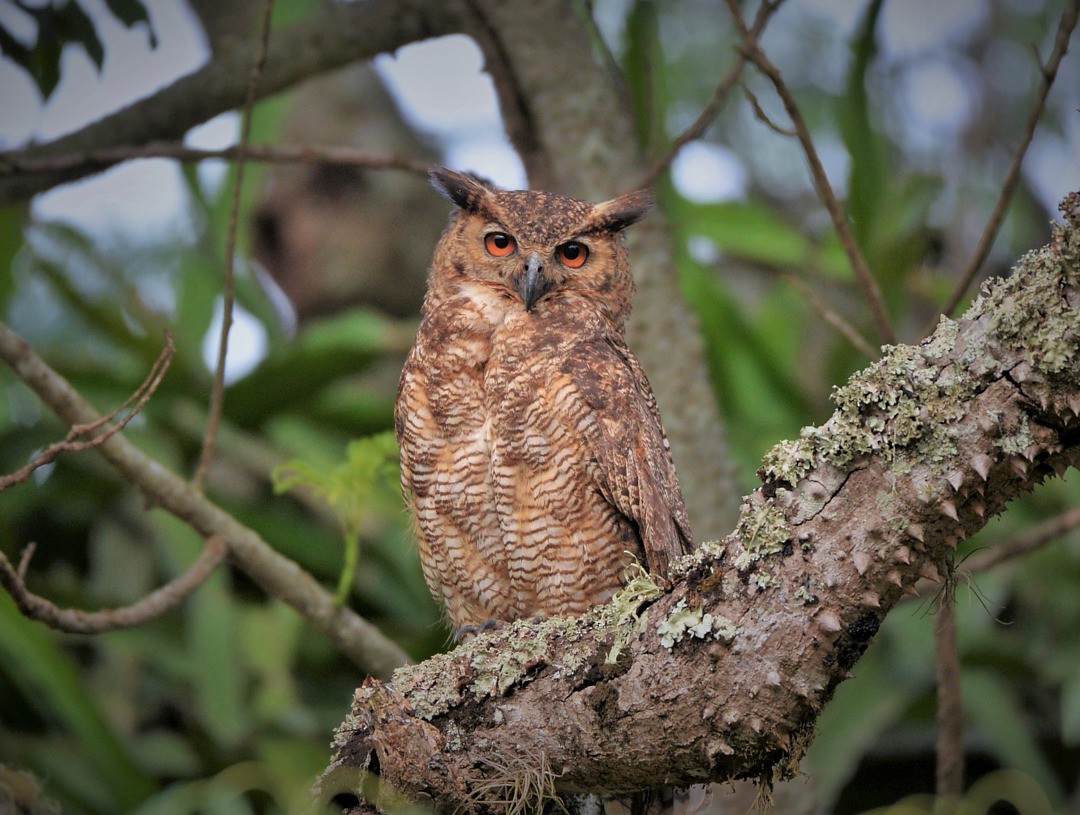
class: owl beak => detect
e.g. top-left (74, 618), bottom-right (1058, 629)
top-left (516, 252), bottom-right (549, 312)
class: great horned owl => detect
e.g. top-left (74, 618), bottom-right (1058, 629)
top-left (395, 168), bottom-right (694, 629)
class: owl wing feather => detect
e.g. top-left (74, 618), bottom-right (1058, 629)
top-left (561, 333), bottom-right (694, 578)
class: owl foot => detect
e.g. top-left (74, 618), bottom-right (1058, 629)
top-left (452, 619), bottom-right (506, 643)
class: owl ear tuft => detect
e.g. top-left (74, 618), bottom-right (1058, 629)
top-left (588, 189), bottom-right (654, 233)
top-left (430, 167), bottom-right (497, 215)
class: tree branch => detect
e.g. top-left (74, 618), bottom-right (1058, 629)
top-left (0, 0), bottom-right (462, 206)
top-left (192, 0), bottom-right (275, 491)
top-left (0, 334), bottom-right (174, 491)
top-left (320, 193), bottom-right (1080, 810)
top-left (0, 536), bottom-right (228, 634)
top-left (637, 0), bottom-right (786, 190)
top-left (0, 143), bottom-right (431, 179)
top-left (966, 505), bottom-right (1080, 573)
top-left (728, 0), bottom-right (897, 347)
top-left (0, 320), bottom-right (409, 678)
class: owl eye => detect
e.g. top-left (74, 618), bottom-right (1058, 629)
top-left (485, 232), bottom-right (516, 257)
top-left (557, 241), bottom-right (589, 269)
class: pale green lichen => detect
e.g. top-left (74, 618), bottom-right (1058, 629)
top-left (760, 435), bottom-right (817, 485)
top-left (750, 570), bottom-right (777, 590)
top-left (733, 503), bottom-right (791, 571)
top-left (656, 599), bottom-right (737, 649)
top-left (994, 418), bottom-right (1037, 456)
top-left (604, 563), bottom-right (665, 664)
top-left (985, 240), bottom-right (1079, 375)
top-left (793, 585), bottom-right (816, 605)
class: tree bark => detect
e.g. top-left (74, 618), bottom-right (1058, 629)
top-left (319, 194), bottom-right (1080, 811)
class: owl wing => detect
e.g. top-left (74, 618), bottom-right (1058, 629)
top-left (561, 334), bottom-right (695, 578)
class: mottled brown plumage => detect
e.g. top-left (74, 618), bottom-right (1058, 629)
top-left (396, 168), bottom-right (694, 628)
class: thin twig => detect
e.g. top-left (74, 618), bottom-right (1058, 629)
top-left (742, 85), bottom-right (796, 137)
top-left (937, 0), bottom-right (1079, 321)
top-left (727, 0), bottom-right (897, 346)
top-left (192, 0), bottom-right (276, 492)
top-left (934, 571), bottom-right (964, 800)
top-left (0, 335), bottom-right (175, 492)
top-left (966, 506), bottom-right (1080, 573)
top-left (0, 317), bottom-right (410, 676)
top-left (0, 143), bottom-right (431, 178)
top-left (0, 536), bottom-right (228, 634)
top-left (785, 274), bottom-right (877, 358)
top-left (637, 0), bottom-right (786, 190)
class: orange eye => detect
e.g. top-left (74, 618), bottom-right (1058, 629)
top-left (557, 241), bottom-right (589, 269)
top-left (485, 232), bottom-right (516, 257)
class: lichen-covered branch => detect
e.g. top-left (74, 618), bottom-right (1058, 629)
top-left (320, 194), bottom-right (1080, 810)
top-left (0, 0), bottom-right (461, 205)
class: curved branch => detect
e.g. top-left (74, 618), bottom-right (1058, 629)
top-left (0, 321), bottom-right (410, 678)
top-left (0, 0), bottom-right (462, 205)
top-left (0, 536), bottom-right (228, 634)
top-left (0, 143), bottom-right (432, 179)
top-left (321, 194), bottom-right (1080, 809)
top-left (0, 334), bottom-right (174, 491)
top-left (728, 0), bottom-right (896, 346)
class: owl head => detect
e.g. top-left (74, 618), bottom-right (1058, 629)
top-left (426, 168), bottom-right (652, 327)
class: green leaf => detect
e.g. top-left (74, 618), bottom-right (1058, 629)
top-left (0, 592), bottom-right (156, 809)
top-left (838, 0), bottom-right (888, 247)
top-left (272, 432), bottom-right (400, 605)
top-left (102, 0), bottom-right (157, 47)
top-left (673, 197), bottom-right (815, 270)
top-left (804, 648), bottom-right (916, 807)
top-left (963, 669), bottom-right (1064, 805)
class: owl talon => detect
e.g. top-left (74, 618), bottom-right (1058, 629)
top-left (452, 619), bottom-right (506, 642)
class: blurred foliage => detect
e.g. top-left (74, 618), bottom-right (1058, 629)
top-left (1, 0), bottom-right (1079, 813)
top-left (0, 0), bottom-right (155, 100)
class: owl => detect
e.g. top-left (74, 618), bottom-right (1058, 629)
top-left (395, 168), bottom-right (694, 630)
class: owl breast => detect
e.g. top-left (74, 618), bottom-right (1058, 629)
top-left (397, 290), bottom-right (638, 628)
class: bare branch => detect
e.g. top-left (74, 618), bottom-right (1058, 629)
top-left (0, 143), bottom-right (431, 179)
top-left (0, 334), bottom-right (175, 492)
top-left (0, 536), bottom-right (228, 634)
top-left (934, 575), bottom-right (964, 800)
top-left (0, 318), bottom-right (410, 677)
top-left (785, 274), bottom-right (877, 359)
top-left (0, 0), bottom-right (462, 205)
top-left (192, 0), bottom-right (275, 492)
top-left (727, 0), bottom-right (897, 346)
top-left (966, 506), bottom-right (1080, 573)
top-left (937, 0), bottom-right (1079, 320)
top-left (637, 0), bottom-right (785, 190)
top-left (742, 84), bottom-right (797, 138)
